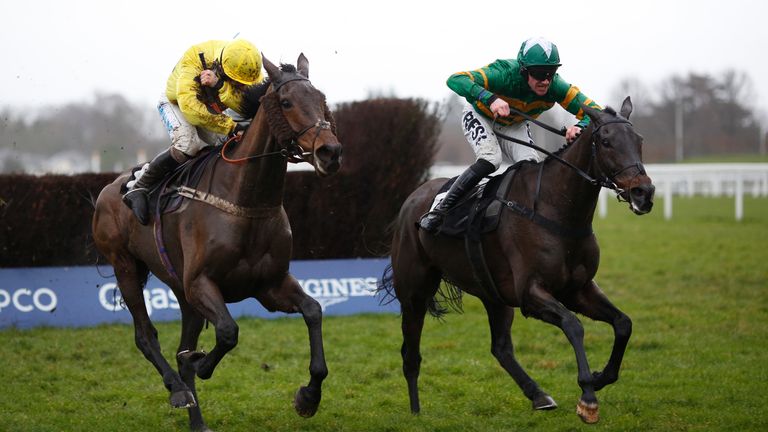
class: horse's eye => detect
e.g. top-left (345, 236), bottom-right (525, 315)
top-left (280, 99), bottom-right (292, 109)
top-left (601, 138), bottom-right (611, 147)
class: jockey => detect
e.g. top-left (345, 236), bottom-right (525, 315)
top-left (123, 38), bottom-right (264, 225)
top-left (419, 37), bottom-right (603, 234)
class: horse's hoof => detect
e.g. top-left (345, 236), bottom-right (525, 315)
top-left (170, 390), bottom-right (197, 409)
top-left (576, 399), bottom-right (599, 424)
top-left (293, 386), bottom-right (321, 418)
top-left (532, 393), bottom-right (558, 410)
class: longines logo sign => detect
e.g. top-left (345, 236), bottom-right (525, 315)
top-left (298, 277), bottom-right (378, 310)
top-left (0, 259), bottom-right (395, 329)
top-left (95, 277), bottom-right (378, 315)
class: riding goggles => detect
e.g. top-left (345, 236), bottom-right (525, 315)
top-left (527, 66), bottom-right (559, 81)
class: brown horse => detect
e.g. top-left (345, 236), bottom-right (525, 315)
top-left (92, 54), bottom-right (341, 431)
top-left (380, 97), bottom-right (654, 423)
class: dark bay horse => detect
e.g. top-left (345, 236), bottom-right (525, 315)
top-left (380, 97), bottom-right (654, 423)
top-left (92, 54), bottom-right (341, 431)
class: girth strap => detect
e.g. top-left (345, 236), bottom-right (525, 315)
top-left (498, 198), bottom-right (593, 238)
top-left (177, 186), bottom-right (280, 218)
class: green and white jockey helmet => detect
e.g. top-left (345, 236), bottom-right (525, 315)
top-left (517, 37), bottom-right (562, 68)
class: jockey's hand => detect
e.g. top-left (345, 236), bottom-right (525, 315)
top-left (566, 125), bottom-right (582, 143)
top-left (200, 69), bottom-right (219, 88)
top-left (228, 122), bottom-right (248, 141)
top-left (490, 98), bottom-right (510, 118)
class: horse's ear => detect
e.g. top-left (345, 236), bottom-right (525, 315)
top-left (262, 54), bottom-right (282, 82)
top-left (297, 53), bottom-right (309, 78)
top-left (582, 104), bottom-right (602, 124)
top-left (620, 96), bottom-right (633, 120)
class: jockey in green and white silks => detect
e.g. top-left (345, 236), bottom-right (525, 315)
top-left (420, 37), bottom-right (603, 234)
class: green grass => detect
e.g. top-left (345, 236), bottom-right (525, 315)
top-left (2, 197), bottom-right (767, 431)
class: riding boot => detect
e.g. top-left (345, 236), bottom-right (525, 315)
top-left (122, 148), bottom-right (185, 225)
top-left (419, 159), bottom-right (496, 234)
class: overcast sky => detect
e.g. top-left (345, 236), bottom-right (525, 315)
top-left (1, 0), bottom-right (766, 119)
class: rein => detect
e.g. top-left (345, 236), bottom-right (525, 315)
top-left (491, 117), bottom-right (634, 194)
top-left (220, 119), bottom-right (331, 165)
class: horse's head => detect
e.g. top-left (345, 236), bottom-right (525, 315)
top-left (261, 54), bottom-right (342, 176)
top-left (582, 97), bottom-right (655, 215)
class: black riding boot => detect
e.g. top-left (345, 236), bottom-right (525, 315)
top-left (419, 159), bottom-right (496, 234)
top-left (122, 148), bottom-right (183, 225)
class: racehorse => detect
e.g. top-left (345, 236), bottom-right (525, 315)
top-left (379, 97), bottom-right (654, 423)
top-left (92, 54), bottom-right (342, 432)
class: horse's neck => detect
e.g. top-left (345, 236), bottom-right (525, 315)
top-left (538, 129), bottom-right (601, 223)
top-left (214, 112), bottom-right (287, 209)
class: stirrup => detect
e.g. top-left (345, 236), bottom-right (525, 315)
top-left (418, 210), bottom-right (445, 233)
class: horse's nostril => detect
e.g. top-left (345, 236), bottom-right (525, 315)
top-left (317, 144), bottom-right (342, 162)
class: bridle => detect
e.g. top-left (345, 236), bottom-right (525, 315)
top-left (585, 118), bottom-right (646, 200)
top-left (221, 76), bottom-right (332, 167)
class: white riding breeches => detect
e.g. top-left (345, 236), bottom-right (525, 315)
top-left (157, 95), bottom-right (223, 157)
top-left (460, 101), bottom-right (543, 169)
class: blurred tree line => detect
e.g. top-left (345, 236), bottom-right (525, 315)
top-left (611, 70), bottom-right (765, 161)
top-left (0, 93), bottom-right (167, 174)
top-left (1, 69), bottom-right (766, 175)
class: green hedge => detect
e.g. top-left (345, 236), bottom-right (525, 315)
top-left (0, 98), bottom-right (440, 267)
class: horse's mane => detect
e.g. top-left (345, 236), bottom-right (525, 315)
top-left (545, 105), bottom-right (619, 159)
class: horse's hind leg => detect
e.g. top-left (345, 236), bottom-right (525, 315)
top-left (481, 300), bottom-right (557, 411)
top-left (257, 274), bottom-right (328, 418)
top-left (176, 302), bottom-right (209, 432)
top-left (564, 280), bottom-right (632, 392)
top-left (114, 257), bottom-right (197, 409)
top-left (395, 266), bottom-right (441, 414)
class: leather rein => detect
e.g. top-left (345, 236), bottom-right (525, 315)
top-left (492, 112), bottom-right (642, 199)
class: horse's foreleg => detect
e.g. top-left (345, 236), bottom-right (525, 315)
top-left (481, 300), bottom-right (557, 411)
top-left (258, 274), bottom-right (327, 418)
top-left (525, 284), bottom-right (599, 424)
top-left (176, 301), bottom-right (209, 432)
top-left (115, 263), bottom-right (196, 409)
top-left (294, 290), bottom-right (328, 418)
top-left (566, 280), bottom-right (632, 392)
top-left (186, 276), bottom-right (239, 380)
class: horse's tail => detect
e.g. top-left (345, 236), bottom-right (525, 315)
top-left (377, 264), bottom-right (460, 319)
top-left (376, 264), bottom-right (397, 306)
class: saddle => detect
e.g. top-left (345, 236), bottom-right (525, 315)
top-left (435, 162), bottom-right (524, 239)
top-left (121, 147), bottom-right (219, 218)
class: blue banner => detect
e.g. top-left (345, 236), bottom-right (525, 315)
top-left (0, 258), bottom-right (399, 329)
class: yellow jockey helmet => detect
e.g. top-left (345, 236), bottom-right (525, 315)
top-left (220, 39), bottom-right (263, 85)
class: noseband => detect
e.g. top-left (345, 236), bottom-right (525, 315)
top-left (286, 119), bottom-right (333, 163)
